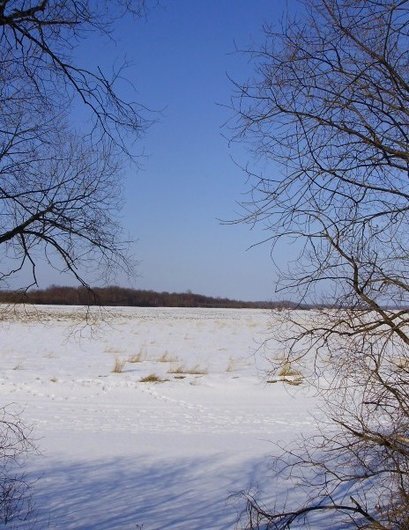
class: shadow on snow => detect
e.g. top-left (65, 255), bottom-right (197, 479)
top-left (21, 454), bottom-right (270, 529)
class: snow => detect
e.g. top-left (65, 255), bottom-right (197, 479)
top-left (0, 305), bottom-right (318, 529)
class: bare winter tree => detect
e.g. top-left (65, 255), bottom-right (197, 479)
top-left (0, 406), bottom-right (33, 525)
top-left (0, 119), bottom-right (129, 286)
top-left (231, 0), bottom-right (409, 528)
top-left (0, 0), bottom-right (150, 288)
top-left (0, 1), bottom-right (151, 522)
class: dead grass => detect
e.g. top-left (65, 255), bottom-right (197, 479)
top-left (277, 362), bottom-right (301, 378)
top-left (168, 364), bottom-right (208, 375)
top-left (267, 375), bottom-right (303, 386)
top-left (274, 361), bottom-right (304, 385)
top-left (112, 357), bottom-right (126, 373)
top-left (156, 351), bottom-right (178, 363)
top-left (140, 373), bottom-right (164, 383)
top-left (128, 352), bottom-right (145, 363)
top-left (283, 377), bottom-right (303, 386)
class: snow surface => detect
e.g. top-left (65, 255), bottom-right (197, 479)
top-left (0, 305), bottom-right (319, 529)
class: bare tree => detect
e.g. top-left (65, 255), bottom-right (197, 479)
top-left (0, 119), bottom-right (129, 286)
top-left (0, 0), bottom-right (148, 149)
top-left (0, 0), bottom-right (150, 288)
top-left (0, 2), bottom-right (151, 523)
top-left (231, 0), bottom-right (409, 527)
top-left (0, 406), bottom-right (34, 526)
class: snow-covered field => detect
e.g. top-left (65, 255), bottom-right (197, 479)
top-left (0, 306), bottom-right (318, 529)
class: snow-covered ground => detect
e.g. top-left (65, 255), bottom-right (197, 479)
top-left (0, 306), bottom-right (319, 529)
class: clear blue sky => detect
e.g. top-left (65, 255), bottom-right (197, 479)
top-left (41, 0), bottom-right (300, 301)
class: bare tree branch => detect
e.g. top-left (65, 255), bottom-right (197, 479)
top-left (231, 0), bottom-right (409, 527)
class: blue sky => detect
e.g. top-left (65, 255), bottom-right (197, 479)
top-left (40, 0), bottom-right (298, 300)
top-left (112, 0), bottom-right (294, 301)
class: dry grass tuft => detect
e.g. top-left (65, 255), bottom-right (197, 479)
top-left (168, 364), bottom-right (208, 375)
top-left (128, 351), bottom-right (145, 363)
top-left (140, 373), bottom-right (163, 383)
top-left (274, 361), bottom-right (304, 386)
top-left (112, 357), bottom-right (126, 373)
top-left (277, 362), bottom-right (301, 378)
top-left (156, 351), bottom-right (178, 363)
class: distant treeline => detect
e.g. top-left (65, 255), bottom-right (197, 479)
top-left (0, 285), bottom-right (306, 309)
